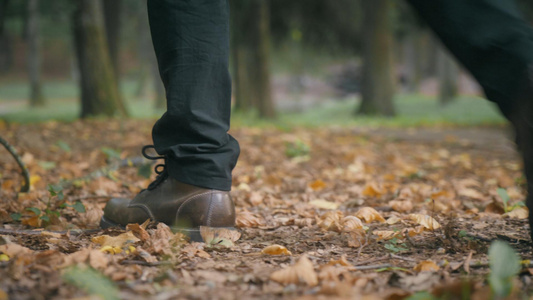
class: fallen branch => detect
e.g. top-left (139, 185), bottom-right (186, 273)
top-left (0, 136), bottom-right (30, 192)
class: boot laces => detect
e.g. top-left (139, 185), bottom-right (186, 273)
top-left (142, 145), bottom-right (168, 190)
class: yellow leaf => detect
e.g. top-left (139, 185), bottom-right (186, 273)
top-left (270, 255), bottom-right (318, 286)
top-left (309, 179), bottom-right (327, 191)
top-left (200, 226), bottom-right (241, 248)
top-left (355, 207), bottom-right (385, 223)
top-left (100, 245), bottom-right (122, 254)
top-left (29, 175), bottom-right (41, 187)
top-left (361, 183), bottom-right (383, 198)
top-left (236, 210), bottom-right (263, 228)
top-left (413, 260), bottom-right (440, 272)
top-left (0, 254), bottom-right (9, 262)
top-left (309, 199), bottom-right (339, 210)
top-left (408, 214), bottom-right (441, 230)
top-left (503, 207), bottom-right (529, 219)
top-left (91, 231), bottom-right (140, 248)
top-left (261, 244), bottom-right (292, 256)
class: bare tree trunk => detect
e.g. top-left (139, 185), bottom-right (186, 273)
top-left (27, 0), bottom-right (44, 107)
top-left (250, 0), bottom-right (275, 118)
top-left (437, 45), bottom-right (459, 105)
top-left (102, 0), bottom-right (121, 80)
top-left (73, 0), bottom-right (127, 118)
top-left (231, 0), bottom-right (274, 118)
top-left (357, 0), bottom-right (396, 116)
top-left (135, 0), bottom-right (150, 99)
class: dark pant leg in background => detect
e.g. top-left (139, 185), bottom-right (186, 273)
top-left (408, 0), bottom-right (533, 239)
top-left (147, 0), bottom-right (239, 191)
top-left (408, 0), bottom-right (533, 115)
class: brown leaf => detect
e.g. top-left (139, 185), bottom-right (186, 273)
top-left (342, 216), bottom-right (364, 232)
top-left (502, 207), bottom-right (529, 219)
top-left (413, 260), bottom-right (440, 272)
top-left (261, 244), bottom-right (292, 256)
top-left (270, 255), bottom-right (318, 286)
top-left (92, 231), bottom-right (140, 248)
top-left (389, 200), bottom-right (413, 213)
top-left (126, 221), bottom-right (150, 242)
top-left (309, 199), bottom-right (339, 210)
top-left (355, 207), bottom-right (385, 223)
top-left (408, 214), bottom-right (441, 230)
top-left (374, 230), bottom-right (401, 241)
top-left (236, 210), bottom-right (263, 228)
top-left (200, 226), bottom-right (241, 247)
top-left (317, 211), bottom-right (343, 232)
top-left (347, 230), bottom-right (366, 248)
top-left (327, 255), bottom-right (354, 268)
top-left (361, 183), bottom-right (383, 198)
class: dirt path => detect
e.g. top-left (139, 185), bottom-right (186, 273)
top-left (0, 121), bottom-right (530, 299)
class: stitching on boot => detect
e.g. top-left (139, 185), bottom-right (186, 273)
top-left (206, 193), bottom-right (214, 227)
top-left (176, 191), bottom-right (219, 222)
top-left (128, 204), bottom-right (156, 220)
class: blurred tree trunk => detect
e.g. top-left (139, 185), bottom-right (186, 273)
top-left (0, 0), bottom-right (12, 72)
top-left (437, 46), bottom-right (458, 105)
top-left (231, 0), bottom-right (275, 118)
top-left (102, 0), bottom-right (121, 81)
top-left (73, 0), bottom-right (127, 118)
top-left (357, 0), bottom-right (395, 116)
top-left (27, 0), bottom-right (44, 107)
top-left (250, 0), bottom-right (275, 118)
top-left (135, 0), bottom-right (150, 99)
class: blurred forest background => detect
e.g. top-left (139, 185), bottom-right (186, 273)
top-left (1, 0), bottom-right (533, 126)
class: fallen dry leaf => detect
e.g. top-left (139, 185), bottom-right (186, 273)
top-left (374, 230), bottom-right (401, 241)
top-left (408, 214), bottom-right (441, 230)
top-left (270, 255), bottom-right (318, 286)
top-left (92, 231), bottom-right (140, 249)
top-left (309, 179), bottom-right (327, 191)
top-left (309, 199), bottom-right (339, 210)
top-left (355, 207), bottom-right (385, 223)
top-left (126, 220), bottom-right (150, 242)
top-left (236, 210), bottom-right (263, 227)
top-left (317, 211), bottom-right (343, 232)
top-left (261, 244), bottom-right (292, 256)
top-left (327, 255), bottom-right (354, 268)
top-left (389, 199), bottom-right (413, 213)
top-left (502, 207), bottom-right (529, 219)
top-left (413, 260), bottom-right (440, 272)
top-left (361, 183), bottom-right (383, 198)
top-left (342, 216), bottom-right (364, 232)
top-left (200, 226), bottom-right (241, 248)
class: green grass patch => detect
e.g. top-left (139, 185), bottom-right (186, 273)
top-left (0, 79), bottom-right (505, 127)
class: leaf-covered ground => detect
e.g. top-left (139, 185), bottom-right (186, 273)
top-left (0, 120), bottom-right (532, 299)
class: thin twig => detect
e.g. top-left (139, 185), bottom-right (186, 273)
top-left (0, 136), bottom-right (30, 192)
top-left (0, 228), bottom-right (100, 236)
top-left (120, 260), bottom-right (173, 267)
top-left (389, 254), bottom-right (417, 262)
top-left (353, 263), bottom-right (392, 270)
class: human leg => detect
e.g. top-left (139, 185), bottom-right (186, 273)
top-left (408, 0), bottom-right (533, 240)
top-left (100, 0), bottom-right (239, 241)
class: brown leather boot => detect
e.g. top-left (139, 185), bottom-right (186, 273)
top-left (100, 146), bottom-right (236, 242)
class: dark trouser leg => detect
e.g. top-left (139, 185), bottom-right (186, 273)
top-left (147, 0), bottom-right (239, 191)
top-left (408, 0), bottom-right (533, 240)
top-left (407, 0), bottom-right (533, 114)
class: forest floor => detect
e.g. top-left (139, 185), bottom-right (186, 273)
top-left (0, 119), bottom-right (532, 300)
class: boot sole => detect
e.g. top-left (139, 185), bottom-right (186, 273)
top-left (99, 216), bottom-right (235, 243)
